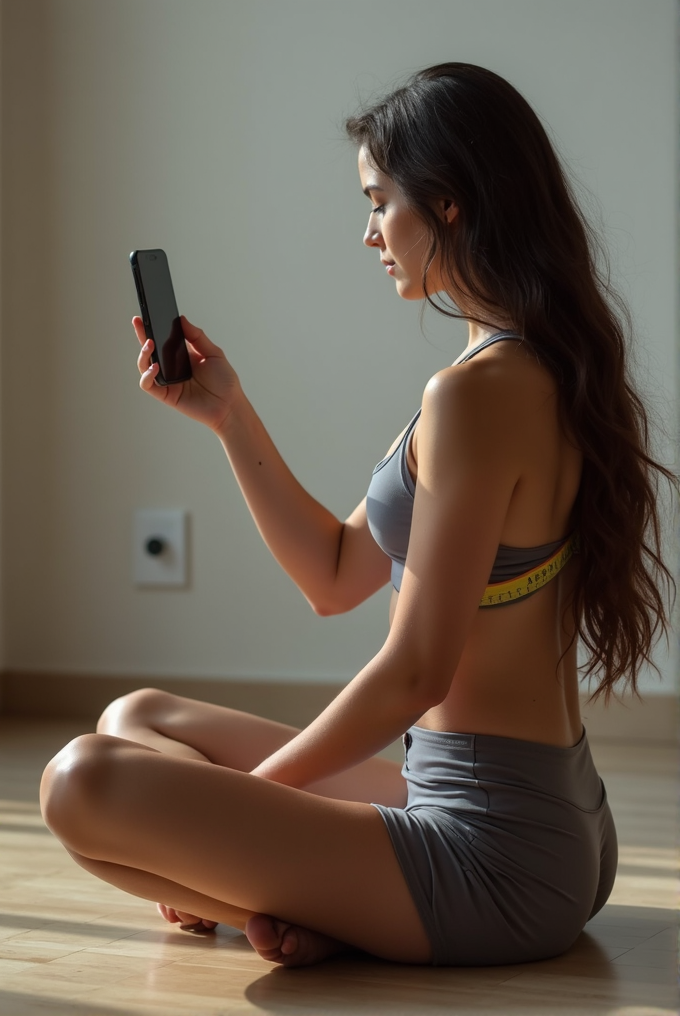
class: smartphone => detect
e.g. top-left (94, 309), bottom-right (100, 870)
top-left (129, 249), bottom-right (192, 385)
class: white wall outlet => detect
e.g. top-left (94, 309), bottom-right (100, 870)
top-left (133, 509), bottom-right (188, 587)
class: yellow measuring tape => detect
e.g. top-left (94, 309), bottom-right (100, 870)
top-left (479, 534), bottom-right (577, 609)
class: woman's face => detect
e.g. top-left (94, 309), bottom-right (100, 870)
top-left (358, 147), bottom-right (451, 301)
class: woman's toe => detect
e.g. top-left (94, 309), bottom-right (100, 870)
top-left (280, 926), bottom-right (299, 955)
top-left (245, 913), bottom-right (286, 956)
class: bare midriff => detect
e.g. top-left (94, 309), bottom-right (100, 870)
top-left (389, 560), bottom-right (584, 749)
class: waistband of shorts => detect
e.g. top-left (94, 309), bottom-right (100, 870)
top-left (401, 723), bottom-right (601, 810)
top-left (403, 724), bottom-right (588, 760)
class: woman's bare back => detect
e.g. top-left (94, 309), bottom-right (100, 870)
top-left (388, 339), bottom-right (584, 747)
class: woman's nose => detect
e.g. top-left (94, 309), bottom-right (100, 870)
top-left (363, 222), bottom-right (383, 249)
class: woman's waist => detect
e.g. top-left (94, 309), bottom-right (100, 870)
top-left (412, 592), bottom-right (581, 745)
top-left (415, 704), bottom-right (583, 751)
top-left (416, 665), bottom-right (582, 750)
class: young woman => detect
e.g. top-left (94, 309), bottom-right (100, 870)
top-left (40, 64), bottom-right (675, 968)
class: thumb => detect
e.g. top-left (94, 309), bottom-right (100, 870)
top-left (181, 316), bottom-right (223, 356)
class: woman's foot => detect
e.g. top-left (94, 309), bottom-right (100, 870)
top-left (245, 913), bottom-right (351, 967)
top-left (157, 903), bottom-right (217, 933)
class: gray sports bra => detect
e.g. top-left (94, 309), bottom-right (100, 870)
top-left (365, 332), bottom-right (576, 607)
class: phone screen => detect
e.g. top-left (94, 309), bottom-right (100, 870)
top-left (130, 249), bottom-right (192, 385)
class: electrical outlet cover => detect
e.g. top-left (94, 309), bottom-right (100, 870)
top-left (133, 509), bottom-right (188, 587)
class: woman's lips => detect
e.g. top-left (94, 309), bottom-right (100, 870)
top-left (381, 260), bottom-right (396, 276)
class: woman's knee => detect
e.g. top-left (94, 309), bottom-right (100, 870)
top-left (96, 687), bottom-right (177, 735)
top-left (40, 733), bottom-right (124, 852)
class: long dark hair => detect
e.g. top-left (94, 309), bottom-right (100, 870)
top-left (346, 63), bottom-right (676, 702)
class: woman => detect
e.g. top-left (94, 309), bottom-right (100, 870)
top-left (40, 64), bottom-right (675, 968)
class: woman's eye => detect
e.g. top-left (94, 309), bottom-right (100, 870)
top-left (371, 204), bottom-right (386, 216)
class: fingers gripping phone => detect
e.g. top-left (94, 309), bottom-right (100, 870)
top-left (129, 249), bottom-right (192, 385)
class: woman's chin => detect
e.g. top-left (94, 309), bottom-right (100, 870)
top-left (394, 280), bottom-right (425, 301)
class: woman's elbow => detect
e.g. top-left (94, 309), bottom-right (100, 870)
top-left (310, 595), bottom-right (359, 617)
top-left (400, 656), bottom-right (457, 712)
top-left (412, 678), bottom-right (451, 712)
top-left (310, 599), bottom-right (338, 617)
top-left (307, 581), bottom-right (369, 616)
top-left (308, 591), bottom-right (349, 617)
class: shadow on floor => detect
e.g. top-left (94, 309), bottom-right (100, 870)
top-left (243, 929), bottom-right (622, 1014)
top-left (0, 990), bottom-right (130, 1016)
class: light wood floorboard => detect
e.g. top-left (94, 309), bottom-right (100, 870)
top-left (0, 718), bottom-right (677, 1015)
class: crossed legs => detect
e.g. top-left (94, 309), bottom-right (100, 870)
top-left (40, 689), bottom-right (430, 966)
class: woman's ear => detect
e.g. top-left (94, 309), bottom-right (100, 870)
top-left (442, 199), bottom-right (459, 224)
top-left (434, 197), bottom-right (459, 223)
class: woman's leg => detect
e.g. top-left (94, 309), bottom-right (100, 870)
top-left (40, 733), bottom-right (430, 966)
top-left (64, 849), bottom-right (254, 930)
top-left (97, 688), bottom-right (407, 806)
top-left (95, 688), bottom-right (408, 950)
top-left (62, 849), bottom-right (350, 964)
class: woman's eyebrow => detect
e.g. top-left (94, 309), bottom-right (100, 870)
top-left (362, 183), bottom-right (385, 197)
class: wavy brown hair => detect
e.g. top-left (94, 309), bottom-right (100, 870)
top-left (346, 63), bottom-right (677, 703)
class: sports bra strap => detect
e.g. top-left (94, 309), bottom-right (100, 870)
top-left (455, 331), bottom-right (523, 366)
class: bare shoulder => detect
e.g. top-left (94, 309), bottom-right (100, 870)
top-left (420, 342), bottom-right (559, 451)
top-left (429, 340), bottom-right (555, 401)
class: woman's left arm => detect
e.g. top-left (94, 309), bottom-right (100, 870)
top-left (251, 363), bottom-right (523, 787)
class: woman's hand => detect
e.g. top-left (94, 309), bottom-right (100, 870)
top-left (135, 315), bottom-right (243, 433)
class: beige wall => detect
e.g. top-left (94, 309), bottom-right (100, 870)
top-left (1, 0), bottom-right (677, 693)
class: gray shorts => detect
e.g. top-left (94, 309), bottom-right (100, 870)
top-left (372, 724), bottom-right (617, 966)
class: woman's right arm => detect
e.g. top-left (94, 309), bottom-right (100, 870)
top-left (135, 316), bottom-right (391, 615)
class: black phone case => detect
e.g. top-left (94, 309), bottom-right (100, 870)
top-left (130, 249), bottom-right (192, 386)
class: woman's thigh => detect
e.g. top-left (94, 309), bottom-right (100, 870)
top-left (98, 689), bottom-right (406, 807)
top-left (40, 734), bottom-right (429, 963)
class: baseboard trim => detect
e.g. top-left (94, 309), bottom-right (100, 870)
top-left (1, 670), bottom-right (677, 744)
top-left (0, 671), bottom-right (345, 732)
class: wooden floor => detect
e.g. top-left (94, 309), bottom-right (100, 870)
top-left (0, 718), bottom-right (677, 1016)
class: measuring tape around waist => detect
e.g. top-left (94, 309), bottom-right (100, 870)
top-left (479, 533), bottom-right (578, 609)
